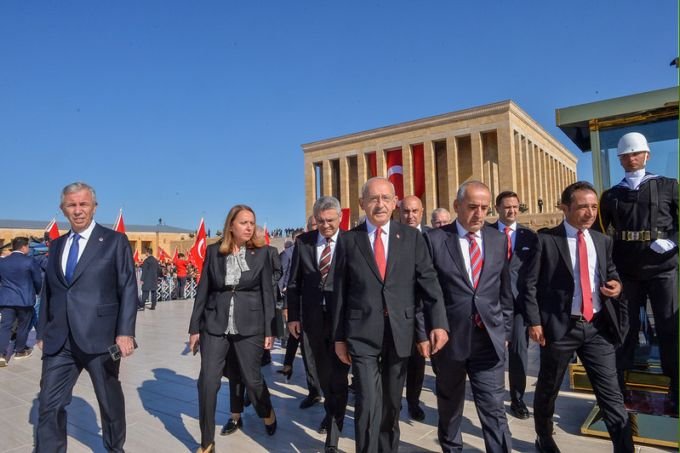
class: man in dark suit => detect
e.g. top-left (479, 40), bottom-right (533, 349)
top-left (523, 181), bottom-right (633, 453)
top-left (0, 236), bottom-right (42, 366)
top-left (399, 195), bottom-right (430, 422)
top-left (36, 182), bottom-right (138, 453)
top-left (334, 177), bottom-right (449, 453)
top-left (490, 191), bottom-right (538, 420)
top-left (425, 180), bottom-right (513, 453)
top-left (287, 196), bottom-right (350, 453)
top-left (139, 248), bottom-right (161, 310)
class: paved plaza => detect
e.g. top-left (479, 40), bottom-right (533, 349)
top-left (0, 299), bottom-right (672, 452)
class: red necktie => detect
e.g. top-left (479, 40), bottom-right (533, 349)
top-left (577, 230), bottom-right (593, 321)
top-left (374, 227), bottom-right (386, 280)
top-left (319, 238), bottom-right (332, 281)
top-left (504, 226), bottom-right (513, 260)
top-left (466, 232), bottom-right (485, 329)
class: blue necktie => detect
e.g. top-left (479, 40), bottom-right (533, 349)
top-left (65, 233), bottom-right (81, 283)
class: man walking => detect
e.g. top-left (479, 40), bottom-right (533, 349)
top-left (36, 181), bottom-right (138, 453)
top-left (140, 248), bottom-right (161, 310)
top-left (524, 181), bottom-right (633, 453)
top-left (0, 237), bottom-right (42, 366)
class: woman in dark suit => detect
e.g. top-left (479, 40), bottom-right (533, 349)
top-left (189, 205), bottom-right (277, 453)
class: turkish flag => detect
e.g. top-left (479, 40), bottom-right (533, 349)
top-left (412, 143), bottom-right (425, 199)
top-left (264, 224), bottom-right (271, 245)
top-left (340, 208), bottom-right (350, 231)
top-left (158, 247), bottom-right (171, 262)
top-left (386, 149), bottom-right (404, 201)
top-left (171, 247), bottom-right (179, 263)
top-left (113, 210), bottom-right (126, 234)
top-left (133, 249), bottom-right (141, 264)
top-left (44, 218), bottom-right (60, 242)
top-left (190, 218), bottom-right (207, 281)
top-left (367, 152), bottom-right (377, 178)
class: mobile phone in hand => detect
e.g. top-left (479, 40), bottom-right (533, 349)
top-left (108, 344), bottom-right (122, 361)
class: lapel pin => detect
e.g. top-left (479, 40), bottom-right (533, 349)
top-left (250, 251), bottom-right (255, 255)
top-left (396, 233), bottom-right (400, 239)
top-left (98, 237), bottom-right (104, 242)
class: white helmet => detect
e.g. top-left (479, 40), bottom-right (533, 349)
top-left (617, 132), bottom-right (650, 156)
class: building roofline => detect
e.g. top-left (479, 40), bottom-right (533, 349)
top-left (0, 219), bottom-right (194, 234)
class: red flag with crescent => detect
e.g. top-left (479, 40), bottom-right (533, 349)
top-left (44, 218), bottom-right (60, 242)
top-left (113, 209), bottom-right (126, 234)
top-left (171, 247), bottom-right (179, 263)
top-left (264, 224), bottom-right (271, 245)
top-left (412, 143), bottom-right (425, 199)
top-left (158, 246), bottom-right (171, 262)
top-left (133, 249), bottom-right (141, 264)
top-left (340, 208), bottom-right (350, 231)
top-left (190, 218), bottom-right (207, 282)
top-left (386, 148), bottom-right (404, 201)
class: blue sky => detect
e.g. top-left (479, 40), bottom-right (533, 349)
top-left (1, 1), bottom-right (677, 233)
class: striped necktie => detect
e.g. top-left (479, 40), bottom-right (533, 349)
top-left (467, 232), bottom-right (483, 288)
top-left (319, 237), bottom-right (332, 281)
top-left (504, 226), bottom-right (513, 260)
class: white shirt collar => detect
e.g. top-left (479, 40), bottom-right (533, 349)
top-left (316, 229), bottom-right (339, 246)
top-left (455, 220), bottom-right (480, 239)
top-left (563, 220), bottom-right (589, 239)
top-left (366, 219), bottom-right (390, 236)
top-left (71, 220), bottom-right (97, 240)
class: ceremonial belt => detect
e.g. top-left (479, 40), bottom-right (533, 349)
top-left (614, 230), bottom-right (669, 241)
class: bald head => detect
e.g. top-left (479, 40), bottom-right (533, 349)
top-left (400, 195), bottom-right (423, 228)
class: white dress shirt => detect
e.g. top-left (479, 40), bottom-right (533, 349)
top-left (455, 221), bottom-right (484, 286)
top-left (366, 219), bottom-right (391, 261)
top-left (61, 220), bottom-right (97, 275)
top-left (563, 221), bottom-right (601, 315)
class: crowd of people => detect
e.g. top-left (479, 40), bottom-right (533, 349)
top-left (0, 132), bottom-right (676, 453)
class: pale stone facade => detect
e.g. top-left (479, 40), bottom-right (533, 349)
top-left (302, 100), bottom-right (577, 230)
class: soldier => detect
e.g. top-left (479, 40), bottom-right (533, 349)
top-left (597, 132), bottom-right (678, 413)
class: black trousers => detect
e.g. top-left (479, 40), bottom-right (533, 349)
top-left (617, 270), bottom-right (678, 399)
top-left (433, 327), bottom-right (511, 453)
top-left (405, 342), bottom-right (425, 409)
top-left (36, 334), bottom-right (125, 453)
top-left (282, 329), bottom-right (322, 398)
top-left (141, 290), bottom-right (157, 309)
top-left (0, 306), bottom-right (34, 355)
top-left (508, 311), bottom-right (529, 404)
top-left (198, 332), bottom-right (273, 448)
top-left (305, 309), bottom-right (350, 448)
top-left (350, 320), bottom-right (408, 453)
top-left (534, 317), bottom-right (633, 452)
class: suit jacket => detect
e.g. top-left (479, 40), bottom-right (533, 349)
top-left (0, 251), bottom-right (42, 307)
top-left (522, 223), bottom-right (627, 345)
top-left (286, 230), bottom-right (343, 339)
top-left (188, 242), bottom-right (275, 337)
top-left (140, 255), bottom-right (161, 291)
top-left (37, 223), bottom-right (138, 355)
top-left (489, 222), bottom-right (538, 315)
top-left (333, 221), bottom-right (448, 358)
top-left (278, 246), bottom-right (294, 295)
top-left (425, 222), bottom-right (514, 362)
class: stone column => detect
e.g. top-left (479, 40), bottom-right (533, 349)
top-left (423, 140), bottom-right (437, 216)
top-left (339, 156), bottom-right (350, 210)
top-left (357, 152), bottom-right (368, 196)
top-left (497, 126), bottom-right (515, 191)
top-left (322, 159), bottom-right (332, 197)
top-left (376, 148), bottom-right (386, 177)
top-left (305, 160), bottom-right (316, 218)
top-left (471, 131), bottom-right (484, 181)
top-left (447, 136), bottom-right (459, 200)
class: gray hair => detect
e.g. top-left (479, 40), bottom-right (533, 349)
top-left (313, 196), bottom-right (341, 218)
top-left (60, 182), bottom-right (97, 207)
top-left (456, 180), bottom-right (489, 203)
top-left (431, 207), bottom-right (451, 221)
top-left (360, 177), bottom-right (395, 200)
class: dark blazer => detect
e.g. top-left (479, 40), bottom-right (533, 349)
top-left (333, 221), bottom-right (448, 358)
top-left (278, 246), bottom-right (294, 295)
top-left (489, 222), bottom-right (538, 311)
top-left (286, 230), bottom-right (343, 339)
top-left (189, 242), bottom-right (275, 337)
top-left (522, 223), bottom-right (628, 345)
top-left (425, 222), bottom-right (514, 362)
top-left (140, 255), bottom-right (161, 291)
top-left (37, 223), bottom-right (138, 355)
top-left (0, 251), bottom-right (42, 307)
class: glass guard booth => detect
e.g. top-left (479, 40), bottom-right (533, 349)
top-left (555, 86), bottom-right (678, 194)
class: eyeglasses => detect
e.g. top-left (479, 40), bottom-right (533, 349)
top-left (364, 194), bottom-right (395, 205)
top-left (315, 217), bottom-right (339, 225)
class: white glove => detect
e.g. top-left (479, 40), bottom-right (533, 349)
top-left (650, 239), bottom-right (676, 254)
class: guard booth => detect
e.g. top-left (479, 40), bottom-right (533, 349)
top-left (556, 86), bottom-right (678, 449)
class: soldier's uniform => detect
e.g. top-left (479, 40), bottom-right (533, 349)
top-left (598, 149), bottom-right (678, 410)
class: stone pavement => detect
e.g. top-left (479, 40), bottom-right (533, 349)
top-left (0, 300), bottom-right (672, 452)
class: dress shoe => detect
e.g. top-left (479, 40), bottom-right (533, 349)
top-left (317, 419), bottom-right (328, 435)
top-left (276, 365), bottom-right (293, 380)
top-left (14, 348), bottom-right (33, 360)
top-left (264, 410), bottom-right (277, 436)
top-left (220, 417), bottom-right (242, 436)
top-left (137, 307), bottom-right (145, 311)
top-left (408, 404), bottom-right (425, 422)
top-left (299, 394), bottom-right (322, 409)
top-left (535, 435), bottom-right (561, 453)
top-left (195, 443), bottom-right (215, 453)
top-left (510, 400), bottom-right (530, 419)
